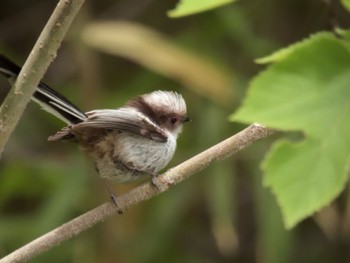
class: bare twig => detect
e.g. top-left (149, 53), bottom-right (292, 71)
top-left (0, 124), bottom-right (275, 263)
top-left (0, 0), bottom-right (85, 156)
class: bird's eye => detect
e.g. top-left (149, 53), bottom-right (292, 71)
top-left (170, 117), bottom-right (177, 124)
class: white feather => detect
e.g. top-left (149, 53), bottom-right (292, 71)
top-left (34, 88), bottom-right (86, 123)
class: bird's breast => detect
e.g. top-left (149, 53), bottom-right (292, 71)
top-left (115, 132), bottom-right (177, 174)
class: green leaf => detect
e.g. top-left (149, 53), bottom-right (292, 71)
top-left (231, 32), bottom-right (350, 228)
top-left (168, 0), bottom-right (237, 18)
top-left (262, 139), bottom-right (349, 228)
top-left (335, 28), bottom-right (350, 53)
top-left (341, 0), bottom-right (350, 12)
top-left (255, 35), bottom-right (317, 64)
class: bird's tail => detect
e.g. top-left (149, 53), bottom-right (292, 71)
top-left (0, 55), bottom-right (86, 124)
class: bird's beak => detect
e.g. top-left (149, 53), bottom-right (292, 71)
top-left (182, 116), bottom-right (191, 123)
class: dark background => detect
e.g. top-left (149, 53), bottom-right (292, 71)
top-left (0, 0), bottom-right (350, 262)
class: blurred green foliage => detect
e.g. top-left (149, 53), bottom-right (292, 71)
top-left (0, 0), bottom-right (350, 262)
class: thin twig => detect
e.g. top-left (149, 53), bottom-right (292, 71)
top-left (0, 0), bottom-right (85, 156)
top-left (0, 124), bottom-right (275, 263)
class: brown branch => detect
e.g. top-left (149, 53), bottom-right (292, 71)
top-left (0, 0), bottom-right (85, 156)
top-left (0, 124), bottom-right (275, 263)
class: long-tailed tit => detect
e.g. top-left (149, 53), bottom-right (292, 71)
top-left (0, 56), bottom-right (190, 186)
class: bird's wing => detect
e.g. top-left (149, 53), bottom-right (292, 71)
top-left (73, 108), bottom-right (168, 142)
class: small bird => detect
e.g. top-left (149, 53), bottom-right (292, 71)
top-left (0, 55), bottom-right (190, 186)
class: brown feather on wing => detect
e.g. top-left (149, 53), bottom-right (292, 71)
top-left (71, 109), bottom-right (168, 142)
top-left (48, 126), bottom-right (74, 141)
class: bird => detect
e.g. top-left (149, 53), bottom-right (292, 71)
top-left (0, 55), bottom-right (190, 188)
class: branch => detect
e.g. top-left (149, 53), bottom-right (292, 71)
top-left (0, 124), bottom-right (275, 263)
top-left (0, 0), bottom-right (85, 156)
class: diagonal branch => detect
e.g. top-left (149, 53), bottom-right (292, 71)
top-left (0, 0), bottom-right (85, 156)
top-left (0, 124), bottom-right (275, 263)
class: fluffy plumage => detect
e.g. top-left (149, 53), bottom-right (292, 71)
top-left (0, 55), bottom-right (189, 183)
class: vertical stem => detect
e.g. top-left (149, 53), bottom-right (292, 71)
top-left (0, 0), bottom-right (85, 156)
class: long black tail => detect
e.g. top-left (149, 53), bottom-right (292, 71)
top-left (0, 55), bottom-right (86, 124)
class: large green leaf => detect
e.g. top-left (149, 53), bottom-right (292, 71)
top-left (231, 32), bottom-right (350, 228)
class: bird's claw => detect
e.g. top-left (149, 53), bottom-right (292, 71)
top-left (151, 174), bottom-right (161, 191)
